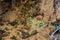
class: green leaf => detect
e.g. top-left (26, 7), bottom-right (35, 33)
top-left (36, 21), bottom-right (45, 27)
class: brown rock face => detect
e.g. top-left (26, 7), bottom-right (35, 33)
top-left (0, 0), bottom-right (58, 40)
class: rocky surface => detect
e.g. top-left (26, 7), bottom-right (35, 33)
top-left (0, 0), bottom-right (59, 40)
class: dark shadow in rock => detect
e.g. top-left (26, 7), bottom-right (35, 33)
top-left (0, 30), bottom-right (7, 40)
top-left (18, 30), bottom-right (31, 39)
top-left (0, 0), bottom-right (12, 15)
top-left (18, 30), bottom-right (38, 39)
top-left (0, 10), bottom-right (9, 15)
top-left (11, 36), bottom-right (17, 40)
top-left (0, 30), bottom-right (9, 37)
top-left (0, 22), bottom-right (4, 26)
top-left (8, 21), bottom-right (17, 26)
top-left (21, 32), bottom-right (30, 39)
top-left (0, 30), bottom-right (6, 34)
top-left (31, 30), bottom-right (38, 35)
top-left (51, 20), bottom-right (60, 26)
